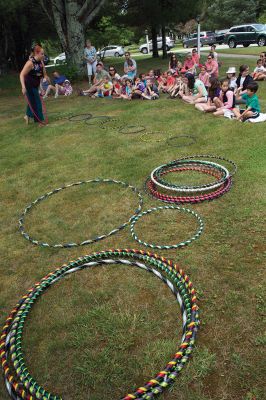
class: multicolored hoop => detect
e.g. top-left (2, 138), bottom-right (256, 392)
top-left (18, 178), bottom-right (143, 248)
top-left (1, 249), bottom-right (199, 400)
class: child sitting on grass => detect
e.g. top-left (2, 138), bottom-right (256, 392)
top-left (233, 82), bottom-right (260, 121)
top-left (92, 75), bottom-right (112, 98)
top-left (195, 77), bottom-right (220, 112)
top-left (132, 76), bottom-right (146, 99)
top-left (198, 65), bottom-right (210, 90)
top-left (142, 79), bottom-right (159, 100)
top-left (253, 59), bottom-right (266, 81)
top-left (120, 79), bottom-right (132, 100)
top-left (213, 79), bottom-right (235, 116)
top-left (226, 67), bottom-right (237, 91)
top-left (111, 78), bottom-right (121, 98)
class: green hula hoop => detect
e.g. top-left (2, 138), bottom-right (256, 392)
top-left (1, 249), bottom-right (199, 400)
top-left (130, 205), bottom-right (204, 249)
top-left (18, 178), bottom-right (143, 248)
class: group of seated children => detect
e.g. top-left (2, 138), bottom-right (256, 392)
top-left (41, 71), bottom-right (73, 98)
top-left (42, 48), bottom-right (264, 121)
top-left (79, 62), bottom-right (159, 100)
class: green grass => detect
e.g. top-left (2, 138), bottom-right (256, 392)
top-left (0, 56), bottom-right (266, 400)
top-left (216, 45), bottom-right (266, 56)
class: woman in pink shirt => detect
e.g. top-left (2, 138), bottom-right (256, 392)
top-left (191, 48), bottom-right (200, 66)
top-left (205, 54), bottom-right (219, 78)
top-left (183, 54), bottom-right (196, 74)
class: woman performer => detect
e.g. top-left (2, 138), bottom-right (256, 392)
top-left (20, 44), bottom-right (48, 125)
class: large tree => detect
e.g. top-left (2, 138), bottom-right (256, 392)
top-left (39, 0), bottom-right (106, 67)
top-left (114, 0), bottom-right (201, 58)
top-left (0, 0), bottom-right (55, 70)
top-left (205, 0), bottom-right (260, 29)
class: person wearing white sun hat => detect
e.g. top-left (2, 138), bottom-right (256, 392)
top-left (226, 67), bottom-right (237, 91)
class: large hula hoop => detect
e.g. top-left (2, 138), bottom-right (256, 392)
top-left (1, 249), bottom-right (199, 400)
top-left (130, 205), bottom-right (204, 249)
top-left (173, 154), bottom-right (237, 177)
top-left (151, 160), bottom-right (230, 193)
top-left (18, 178), bottom-right (143, 248)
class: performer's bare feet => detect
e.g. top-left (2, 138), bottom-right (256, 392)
top-left (24, 115), bottom-right (29, 124)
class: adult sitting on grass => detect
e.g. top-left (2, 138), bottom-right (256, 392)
top-left (20, 43), bottom-right (48, 125)
top-left (43, 71), bottom-right (67, 98)
top-left (205, 53), bottom-right (219, 78)
top-left (79, 62), bottom-right (111, 96)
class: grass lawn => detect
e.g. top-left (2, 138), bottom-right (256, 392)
top-left (216, 45), bottom-right (266, 56)
top-left (0, 56), bottom-right (265, 400)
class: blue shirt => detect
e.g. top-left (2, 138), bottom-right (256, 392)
top-left (53, 75), bottom-right (67, 85)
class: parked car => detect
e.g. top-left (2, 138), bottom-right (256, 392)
top-left (224, 24), bottom-right (266, 48)
top-left (183, 31), bottom-right (216, 48)
top-left (97, 45), bottom-right (124, 58)
top-left (53, 52), bottom-right (66, 64)
top-left (215, 29), bottom-right (229, 45)
top-left (139, 37), bottom-right (175, 54)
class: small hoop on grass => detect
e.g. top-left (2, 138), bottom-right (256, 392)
top-left (130, 205), bottom-right (204, 249)
top-left (85, 115), bottom-right (111, 125)
top-left (119, 125), bottom-right (146, 134)
top-left (167, 135), bottom-right (196, 147)
top-left (140, 131), bottom-right (167, 142)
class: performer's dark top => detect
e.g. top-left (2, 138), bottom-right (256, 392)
top-left (25, 57), bottom-right (44, 88)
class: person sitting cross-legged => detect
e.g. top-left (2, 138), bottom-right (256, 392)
top-left (79, 62), bottom-right (111, 96)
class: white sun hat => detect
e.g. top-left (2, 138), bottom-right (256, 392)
top-left (226, 67), bottom-right (236, 74)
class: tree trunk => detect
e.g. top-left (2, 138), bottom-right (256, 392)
top-left (151, 25), bottom-right (159, 58)
top-left (65, 1), bottom-right (85, 68)
top-left (161, 24), bottom-right (167, 59)
top-left (40, 0), bottom-right (106, 73)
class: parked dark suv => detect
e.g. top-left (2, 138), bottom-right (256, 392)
top-left (183, 31), bottom-right (216, 48)
top-left (225, 24), bottom-right (266, 48)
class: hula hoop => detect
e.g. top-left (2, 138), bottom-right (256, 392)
top-left (167, 135), bottom-right (196, 147)
top-left (68, 113), bottom-right (92, 121)
top-left (24, 93), bottom-right (48, 125)
top-left (18, 178), bottom-right (143, 248)
top-left (151, 160), bottom-right (230, 193)
top-left (85, 115), bottom-right (111, 125)
top-left (1, 249), bottom-right (199, 400)
top-left (119, 125), bottom-right (146, 134)
top-left (145, 175), bottom-right (232, 204)
top-left (140, 132), bottom-right (167, 142)
top-left (174, 154), bottom-right (237, 177)
top-left (130, 205), bottom-right (204, 249)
